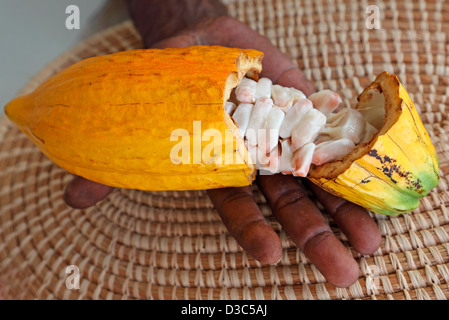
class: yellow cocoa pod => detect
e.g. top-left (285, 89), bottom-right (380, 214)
top-left (5, 46), bottom-right (439, 215)
top-left (308, 72), bottom-right (440, 215)
top-left (5, 46), bottom-right (261, 191)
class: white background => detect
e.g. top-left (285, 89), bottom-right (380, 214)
top-left (0, 0), bottom-right (129, 113)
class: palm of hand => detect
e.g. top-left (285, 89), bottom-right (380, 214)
top-left (64, 16), bottom-right (381, 288)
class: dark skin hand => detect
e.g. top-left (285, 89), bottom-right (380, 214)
top-left (64, 0), bottom-right (382, 288)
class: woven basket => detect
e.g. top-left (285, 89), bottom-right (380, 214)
top-left (1, 0), bottom-right (449, 300)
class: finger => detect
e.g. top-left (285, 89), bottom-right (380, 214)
top-left (64, 176), bottom-right (114, 209)
top-left (305, 180), bottom-right (382, 255)
top-left (202, 16), bottom-right (316, 95)
top-left (207, 186), bottom-right (282, 264)
top-left (257, 174), bottom-right (359, 288)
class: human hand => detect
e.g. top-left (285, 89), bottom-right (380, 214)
top-left (64, 4), bottom-right (382, 288)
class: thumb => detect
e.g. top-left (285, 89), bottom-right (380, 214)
top-left (202, 16), bottom-right (316, 95)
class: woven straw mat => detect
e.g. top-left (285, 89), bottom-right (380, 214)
top-left (1, 0), bottom-right (449, 300)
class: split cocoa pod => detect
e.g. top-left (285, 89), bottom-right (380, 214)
top-left (4, 46), bottom-right (439, 215)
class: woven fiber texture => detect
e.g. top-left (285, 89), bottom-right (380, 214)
top-left (1, 0), bottom-right (449, 300)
